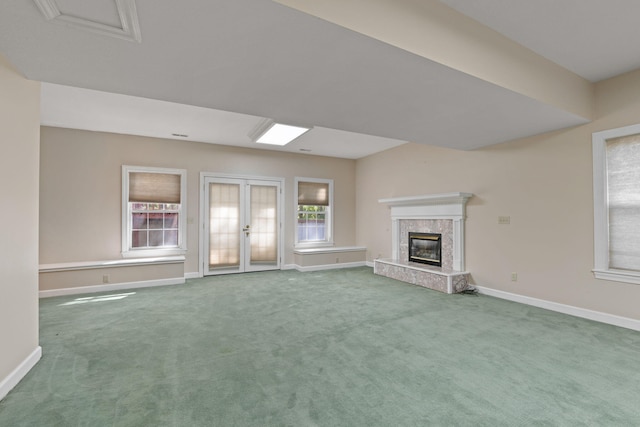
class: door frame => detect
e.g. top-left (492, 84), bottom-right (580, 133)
top-left (199, 172), bottom-right (285, 277)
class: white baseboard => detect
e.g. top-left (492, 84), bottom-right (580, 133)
top-left (366, 261), bottom-right (375, 268)
top-left (0, 346), bottom-right (42, 402)
top-left (184, 272), bottom-right (201, 279)
top-left (282, 264), bottom-right (297, 271)
top-left (475, 285), bottom-right (640, 332)
top-left (39, 277), bottom-right (185, 298)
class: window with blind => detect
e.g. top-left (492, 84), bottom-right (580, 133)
top-left (592, 125), bottom-right (640, 284)
top-left (295, 177), bottom-right (333, 247)
top-left (122, 166), bottom-right (187, 257)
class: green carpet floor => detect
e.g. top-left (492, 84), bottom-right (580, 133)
top-left (1, 267), bottom-right (639, 426)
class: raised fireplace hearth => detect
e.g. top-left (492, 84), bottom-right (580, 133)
top-left (374, 193), bottom-right (473, 294)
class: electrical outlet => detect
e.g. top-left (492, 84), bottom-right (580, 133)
top-left (335, 257), bottom-right (340, 263)
top-left (102, 274), bottom-right (110, 283)
top-left (498, 216), bottom-right (511, 225)
top-left (511, 272), bottom-right (518, 282)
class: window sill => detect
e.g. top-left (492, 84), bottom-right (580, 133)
top-left (122, 248), bottom-right (187, 258)
top-left (294, 246), bottom-right (366, 255)
top-left (294, 242), bottom-right (334, 250)
top-left (593, 268), bottom-right (640, 285)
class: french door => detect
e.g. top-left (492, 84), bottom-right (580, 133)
top-left (203, 176), bottom-right (282, 275)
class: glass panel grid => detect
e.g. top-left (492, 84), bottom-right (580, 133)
top-left (130, 203), bottom-right (180, 249)
top-left (250, 185), bottom-right (277, 264)
top-left (297, 205), bottom-right (327, 242)
top-left (209, 183), bottom-right (240, 268)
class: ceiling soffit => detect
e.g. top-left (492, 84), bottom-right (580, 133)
top-left (273, 0), bottom-right (594, 121)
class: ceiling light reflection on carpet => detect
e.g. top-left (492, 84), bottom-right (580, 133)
top-left (256, 122), bottom-right (311, 146)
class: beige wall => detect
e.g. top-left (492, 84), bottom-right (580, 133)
top-left (294, 249), bottom-right (366, 268)
top-left (39, 127), bottom-right (357, 274)
top-left (0, 56), bottom-right (40, 384)
top-left (356, 69), bottom-right (640, 321)
top-left (40, 263), bottom-right (184, 292)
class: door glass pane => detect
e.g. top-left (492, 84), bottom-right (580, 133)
top-left (209, 183), bottom-right (240, 269)
top-left (250, 185), bottom-right (278, 265)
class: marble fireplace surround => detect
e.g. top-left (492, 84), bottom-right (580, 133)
top-left (374, 192), bottom-right (473, 294)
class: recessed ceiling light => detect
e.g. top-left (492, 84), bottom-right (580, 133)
top-left (249, 119), bottom-right (311, 146)
top-left (257, 123), bottom-right (310, 146)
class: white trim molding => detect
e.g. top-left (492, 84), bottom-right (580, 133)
top-left (592, 124), bottom-right (640, 285)
top-left (378, 193), bottom-right (473, 209)
top-left (592, 268), bottom-right (640, 285)
top-left (39, 256), bottom-right (185, 272)
top-left (476, 286), bottom-right (640, 332)
top-left (0, 346), bottom-right (42, 402)
top-left (39, 277), bottom-right (185, 298)
top-left (33, 0), bottom-right (142, 43)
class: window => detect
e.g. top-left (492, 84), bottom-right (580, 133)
top-left (295, 177), bottom-right (333, 247)
top-left (592, 125), bottom-right (640, 284)
top-left (122, 166), bottom-right (187, 257)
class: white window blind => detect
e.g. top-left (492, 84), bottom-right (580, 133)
top-left (606, 134), bottom-right (640, 271)
top-left (298, 181), bottom-right (329, 206)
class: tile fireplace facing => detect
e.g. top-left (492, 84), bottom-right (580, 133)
top-left (374, 193), bottom-right (473, 294)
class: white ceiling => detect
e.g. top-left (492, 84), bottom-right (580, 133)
top-left (440, 0), bottom-right (640, 83)
top-left (41, 83), bottom-right (406, 159)
top-left (1, 0), bottom-right (639, 158)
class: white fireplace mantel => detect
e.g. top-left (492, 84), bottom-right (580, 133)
top-left (379, 192), bottom-right (472, 217)
top-left (379, 192), bottom-right (473, 272)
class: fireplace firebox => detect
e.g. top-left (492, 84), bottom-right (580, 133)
top-left (408, 232), bottom-right (442, 267)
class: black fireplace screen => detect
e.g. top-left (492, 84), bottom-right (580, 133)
top-left (408, 232), bottom-right (442, 267)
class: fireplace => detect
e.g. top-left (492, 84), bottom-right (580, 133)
top-left (409, 232), bottom-right (442, 267)
top-left (375, 193), bottom-right (472, 293)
